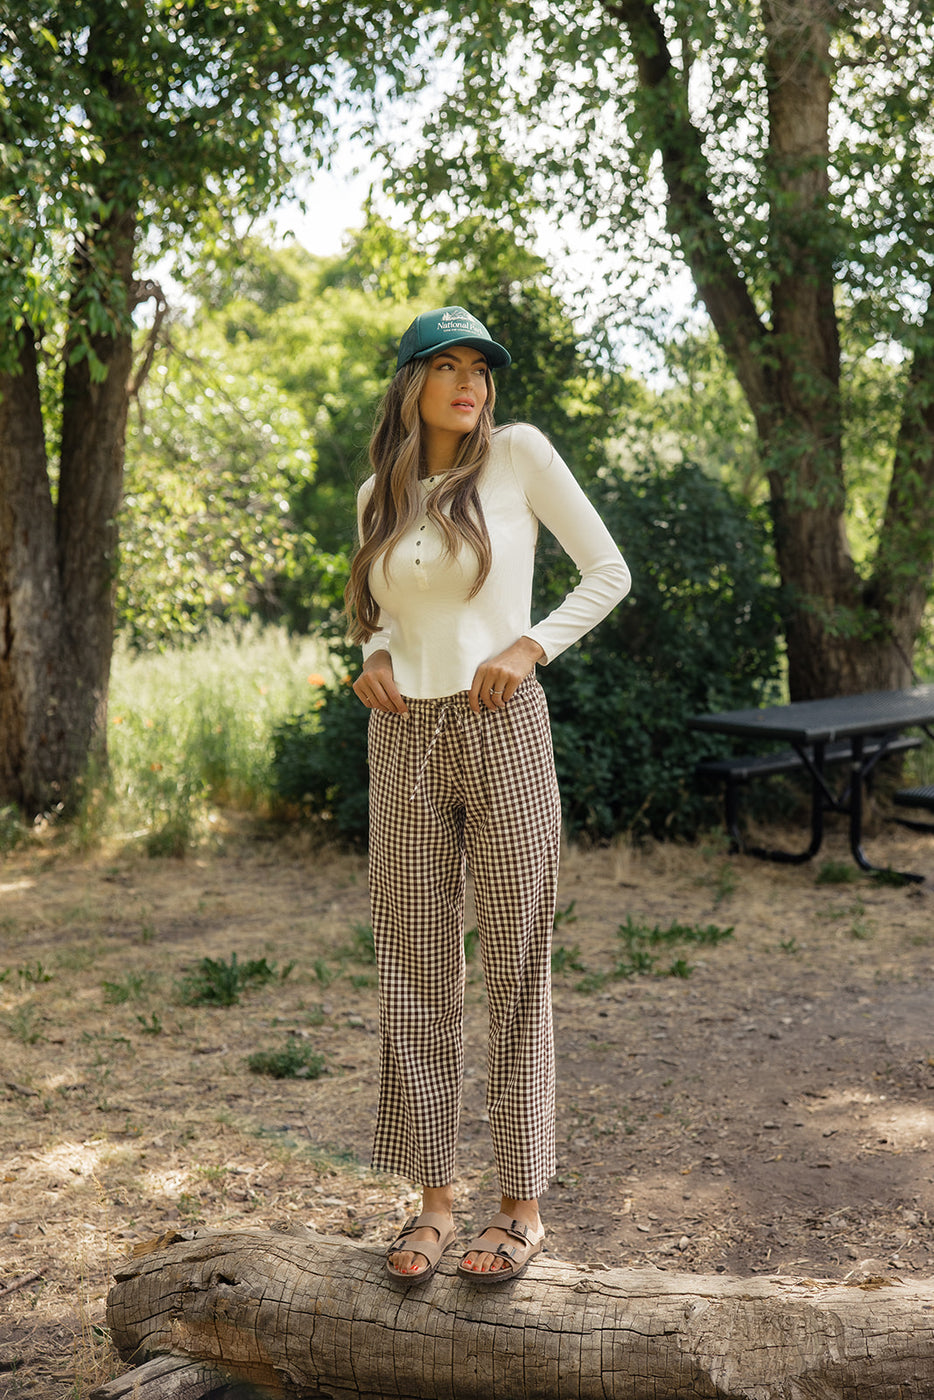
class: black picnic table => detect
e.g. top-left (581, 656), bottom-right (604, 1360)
top-left (688, 684), bottom-right (934, 881)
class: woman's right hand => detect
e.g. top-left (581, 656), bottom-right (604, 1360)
top-left (351, 650), bottom-right (410, 716)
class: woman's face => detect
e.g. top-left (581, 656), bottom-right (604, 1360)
top-left (417, 345), bottom-right (489, 441)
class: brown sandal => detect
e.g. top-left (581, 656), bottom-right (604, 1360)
top-left (385, 1211), bottom-right (457, 1286)
top-left (456, 1212), bottom-right (545, 1284)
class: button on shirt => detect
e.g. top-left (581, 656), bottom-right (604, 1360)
top-left (359, 422), bottom-right (631, 699)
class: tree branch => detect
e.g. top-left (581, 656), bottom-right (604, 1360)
top-left (0, 1271), bottom-right (43, 1300)
top-left (762, 0), bottom-right (841, 394)
top-left (601, 0), bottom-right (775, 421)
top-left (128, 280), bottom-right (169, 403)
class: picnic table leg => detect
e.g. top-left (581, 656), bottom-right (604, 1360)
top-left (735, 743), bottom-right (826, 864)
top-left (723, 776), bottom-right (746, 853)
top-left (848, 735), bottom-right (925, 882)
top-left (805, 740), bottom-right (826, 859)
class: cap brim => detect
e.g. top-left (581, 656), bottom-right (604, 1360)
top-left (411, 336), bottom-right (511, 369)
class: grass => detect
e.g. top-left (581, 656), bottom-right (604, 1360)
top-left (905, 729), bottom-right (934, 787)
top-left (552, 942), bottom-right (586, 974)
top-left (572, 915), bottom-right (735, 991)
top-left (18, 962), bottom-right (53, 985)
top-left (816, 860), bottom-right (860, 885)
top-left (695, 853), bottom-right (739, 905)
top-left (101, 972), bottom-right (153, 1005)
top-left (74, 623), bottom-right (332, 854)
top-left (136, 1011), bottom-right (164, 1035)
top-left (554, 900), bottom-right (578, 929)
top-left (178, 952), bottom-right (292, 1007)
top-left (344, 922), bottom-right (376, 964)
top-left (247, 1040), bottom-right (327, 1080)
top-left (6, 1002), bottom-right (43, 1044)
top-left (0, 803), bottom-right (27, 853)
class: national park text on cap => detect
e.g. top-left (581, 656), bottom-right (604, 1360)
top-left (395, 306), bottom-right (512, 370)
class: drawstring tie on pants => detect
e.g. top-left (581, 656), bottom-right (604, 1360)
top-left (410, 704), bottom-right (451, 802)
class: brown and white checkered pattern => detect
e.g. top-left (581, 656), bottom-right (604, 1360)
top-left (367, 676), bottom-right (561, 1199)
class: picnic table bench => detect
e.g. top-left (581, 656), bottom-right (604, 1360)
top-left (696, 734), bottom-right (922, 857)
top-left (893, 784), bottom-right (934, 831)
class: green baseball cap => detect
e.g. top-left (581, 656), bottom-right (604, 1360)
top-left (396, 306), bottom-right (511, 371)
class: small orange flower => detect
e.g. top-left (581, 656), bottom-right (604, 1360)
top-left (112, 716), bottom-right (124, 725)
top-left (258, 684), bottom-right (269, 695)
top-left (307, 673), bottom-right (326, 687)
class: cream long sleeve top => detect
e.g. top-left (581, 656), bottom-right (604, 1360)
top-left (358, 422), bottom-right (631, 699)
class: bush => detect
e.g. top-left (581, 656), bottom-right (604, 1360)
top-left (0, 805), bottom-right (26, 855)
top-left (270, 679), bottom-right (370, 844)
top-left (536, 461), bottom-right (782, 840)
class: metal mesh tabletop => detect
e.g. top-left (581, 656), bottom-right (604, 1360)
top-left (689, 684), bottom-right (934, 744)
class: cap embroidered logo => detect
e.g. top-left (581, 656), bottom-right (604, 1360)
top-left (395, 306), bottom-right (512, 371)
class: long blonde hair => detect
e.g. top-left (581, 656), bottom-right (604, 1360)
top-left (345, 357), bottom-right (497, 643)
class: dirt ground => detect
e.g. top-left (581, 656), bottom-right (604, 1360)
top-left (1, 816), bottom-right (933, 1397)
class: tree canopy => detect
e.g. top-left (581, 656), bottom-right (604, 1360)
top-left (394, 0), bottom-right (934, 698)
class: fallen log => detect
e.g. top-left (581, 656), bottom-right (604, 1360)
top-left (94, 1225), bottom-right (934, 1400)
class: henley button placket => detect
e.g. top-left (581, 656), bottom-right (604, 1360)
top-left (416, 476), bottom-right (436, 589)
top-left (415, 512), bottom-right (429, 590)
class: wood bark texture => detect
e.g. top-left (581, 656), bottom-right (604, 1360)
top-left (0, 209), bottom-right (137, 815)
top-left (96, 1226), bottom-right (934, 1400)
top-left (0, 329), bottom-right (83, 812)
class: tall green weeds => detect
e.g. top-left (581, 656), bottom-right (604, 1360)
top-left (82, 624), bottom-right (331, 852)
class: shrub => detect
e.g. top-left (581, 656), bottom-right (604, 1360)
top-left (0, 805), bottom-right (26, 855)
top-left (536, 461), bottom-right (782, 839)
top-left (270, 679), bottom-right (369, 844)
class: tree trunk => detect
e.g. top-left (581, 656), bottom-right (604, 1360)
top-left (0, 3), bottom-right (142, 818)
top-left (56, 207), bottom-right (138, 782)
top-left (0, 210), bottom-right (137, 817)
top-left (867, 282), bottom-right (934, 684)
top-left (760, 0), bottom-right (869, 700)
top-left (0, 329), bottom-right (85, 813)
top-left (95, 1226), bottom-right (934, 1400)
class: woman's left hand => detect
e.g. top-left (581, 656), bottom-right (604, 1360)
top-left (469, 637), bottom-right (546, 714)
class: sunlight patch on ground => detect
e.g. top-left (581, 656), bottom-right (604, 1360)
top-left (41, 1070), bottom-right (86, 1092)
top-left (32, 1138), bottom-right (109, 1179)
top-left (0, 877), bottom-right (35, 894)
top-left (141, 1167), bottom-right (192, 1198)
top-left (875, 1103), bottom-right (934, 1148)
top-left (805, 1089), bottom-right (883, 1110)
top-left (801, 1089), bottom-right (933, 1149)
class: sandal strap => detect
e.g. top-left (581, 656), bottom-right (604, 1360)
top-left (462, 1212), bottom-right (543, 1256)
top-left (387, 1212), bottom-right (454, 1262)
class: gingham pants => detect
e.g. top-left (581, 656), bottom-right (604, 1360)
top-left (367, 675), bottom-right (561, 1199)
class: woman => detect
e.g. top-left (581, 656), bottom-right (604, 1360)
top-left (346, 306), bottom-right (631, 1284)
